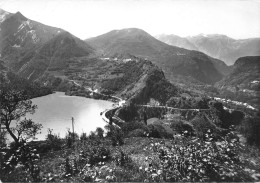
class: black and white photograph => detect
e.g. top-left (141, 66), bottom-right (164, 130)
top-left (0, 0), bottom-right (260, 182)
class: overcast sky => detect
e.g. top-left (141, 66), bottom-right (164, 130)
top-left (1, 0), bottom-right (260, 39)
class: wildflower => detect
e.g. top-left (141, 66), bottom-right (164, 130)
top-left (95, 177), bottom-right (103, 182)
top-left (151, 173), bottom-right (158, 178)
top-left (157, 170), bottom-right (163, 175)
top-left (15, 163), bottom-right (23, 168)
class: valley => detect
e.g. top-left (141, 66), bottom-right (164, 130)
top-left (0, 7), bottom-right (260, 183)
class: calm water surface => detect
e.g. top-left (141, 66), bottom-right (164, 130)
top-left (25, 92), bottom-right (113, 140)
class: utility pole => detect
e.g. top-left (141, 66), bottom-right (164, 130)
top-left (72, 117), bottom-right (75, 144)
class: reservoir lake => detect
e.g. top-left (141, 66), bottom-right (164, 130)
top-left (23, 92), bottom-right (113, 140)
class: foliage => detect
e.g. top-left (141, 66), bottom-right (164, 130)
top-left (96, 127), bottom-right (104, 138)
top-left (121, 121), bottom-right (148, 135)
top-left (147, 124), bottom-right (173, 139)
top-left (0, 142), bottom-right (41, 182)
top-left (88, 131), bottom-right (97, 140)
top-left (230, 110), bottom-right (245, 126)
top-left (0, 79), bottom-right (42, 144)
top-left (1, 72), bottom-right (52, 98)
top-left (105, 125), bottom-right (124, 146)
top-left (65, 129), bottom-right (79, 148)
top-left (117, 102), bottom-right (139, 122)
top-left (166, 96), bottom-right (210, 109)
top-left (113, 150), bottom-right (133, 167)
top-left (15, 118), bottom-right (43, 141)
top-left (190, 114), bottom-right (217, 138)
top-left (138, 130), bottom-right (252, 182)
top-left (170, 119), bottom-right (195, 136)
top-left (127, 128), bottom-right (148, 137)
top-left (45, 128), bottom-right (63, 151)
top-left (0, 130), bottom-right (7, 148)
top-left (80, 132), bottom-right (88, 141)
top-left (239, 110), bottom-right (260, 147)
top-left (101, 61), bottom-right (145, 93)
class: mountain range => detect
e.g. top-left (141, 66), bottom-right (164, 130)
top-left (86, 28), bottom-right (229, 84)
top-left (0, 8), bottom-right (259, 107)
top-left (156, 34), bottom-right (260, 65)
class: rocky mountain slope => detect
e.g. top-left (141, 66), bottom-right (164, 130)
top-left (16, 32), bottom-right (94, 81)
top-left (0, 9), bottom-right (64, 67)
top-left (86, 28), bottom-right (226, 84)
top-left (156, 34), bottom-right (260, 65)
top-left (0, 9), bottom-right (95, 81)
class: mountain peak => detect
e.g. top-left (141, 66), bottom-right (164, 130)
top-left (0, 8), bottom-right (8, 14)
top-left (13, 11), bottom-right (27, 21)
top-left (191, 33), bottom-right (230, 39)
top-left (111, 28), bottom-right (150, 37)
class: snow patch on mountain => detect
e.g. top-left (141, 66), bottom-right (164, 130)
top-left (0, 11), bottom-right (10, 23)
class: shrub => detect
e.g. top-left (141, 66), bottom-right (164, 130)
top-left (170, 119), bottom-right (194, 136)
top-left (80, 132), bottom-right (88, 141)
top-left (239, 113), bottom-right (260, 147)
top-left (96, 127), bottom-right (104, 138)
top-left (113, 151), bottom-right (133, 167)
top-left (139, 130), bottom-right (253, 182)
top-left (0, 142), bottom-right (41, 182)
top-left (117, 103), bottom-right (139, 122)
top-left (128, 129), bottom-right (147, 137)
top-left (81, 144), bottom-right (111, 166)
top-left (121, 121), bottom-right (148, 134)
top-left (147, 124), bottom-right (173, 138)
top-left (105, 125), bottom-right (124, 146)
top-left (190, 114), bottom-right (217, 138)
top-left (45, 128), bottom-right (63, 151)
top-left (230, 110), bottom-right (245, 126)
top-left (65, 130), bottom-right (79, 147)
top-left (88, 131), bottom-right (96, 140)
